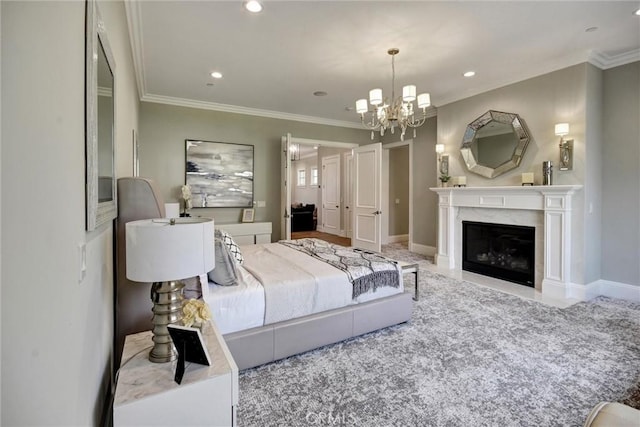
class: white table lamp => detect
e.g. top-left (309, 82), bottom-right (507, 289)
top-left (126, 217), bottom-right (214, 363)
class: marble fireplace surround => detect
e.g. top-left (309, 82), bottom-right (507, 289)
top-left (431, 185), bottom-right (583, 299)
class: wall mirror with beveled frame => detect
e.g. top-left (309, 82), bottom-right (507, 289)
top-left (460, 110), bottom-right (530, 179)
top-left (86, 0), bottom-right (117, 230)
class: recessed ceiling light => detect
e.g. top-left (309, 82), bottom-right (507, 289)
top-left (585, 26), bottom-right (598, 33)
top-left (244, 0), bottom-right (263, 13)
top-left (210, 71), bottom-right (223, 79)
top-left (313, 91), bottom-right (328, 96)
top-left (463, 71), bottom-right (476, 78)
top-left (635, 8), bottom-right (640, 16)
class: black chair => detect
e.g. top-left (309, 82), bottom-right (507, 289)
top-left (291, 204), bottom-right (316, 232)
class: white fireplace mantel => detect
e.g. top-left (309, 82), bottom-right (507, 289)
top-left (430, 185), bottom-right (583, 297)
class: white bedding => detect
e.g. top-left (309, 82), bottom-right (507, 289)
top-left (241, 243), bottom-right (353, 324)
top-left (204, 242), bottom-right (404, 334)
top-left (204, 265), bottom-right (265, 334)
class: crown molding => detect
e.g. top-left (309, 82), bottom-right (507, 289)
top-left (124, 0), bottom-right (146, 99)
top-left (588, 48), bottom-right (640, 70)
top-left (141, 94), bottom-right (368, 129)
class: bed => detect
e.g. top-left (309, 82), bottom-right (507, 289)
top-left (115, 177), bottom-right (412, 372)
top-left (203, 234), bottom-right (413, 370)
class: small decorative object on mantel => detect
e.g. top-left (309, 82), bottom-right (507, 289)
top-left (181, 298), bottom-right (211, 329)
top-left (180, 184), bottom-right (192, 217)
top-left (521, 172), bottom-right (535, 186)
top-left (452, 176), bottom-right (467, 187)
top-left (542, 161), bottom-right (553, 185)
top-left (439, 174), bottom-right (451, 187)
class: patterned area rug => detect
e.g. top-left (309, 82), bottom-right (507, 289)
top-left (237, 244), bottom-right (640, 426)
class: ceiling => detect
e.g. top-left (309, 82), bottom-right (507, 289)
top-left (126, 1), bottom-right (640, 128)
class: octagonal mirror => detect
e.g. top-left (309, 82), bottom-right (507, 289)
top-left (460, 110), bottom-right (530, 178)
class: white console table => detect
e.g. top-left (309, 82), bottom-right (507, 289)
top-left (215, 221), bottom-right (272, 245)
top-left (113, 321), bottom-right (238, 426)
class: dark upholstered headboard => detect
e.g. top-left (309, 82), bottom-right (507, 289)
top-left (115, 177), bottom-right (165, 366)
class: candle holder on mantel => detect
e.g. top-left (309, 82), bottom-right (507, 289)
top-left (521, 172), bottom-right (535, 186)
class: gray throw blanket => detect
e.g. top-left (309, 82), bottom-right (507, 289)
top-left (279, 238), bottom-right (400, 299)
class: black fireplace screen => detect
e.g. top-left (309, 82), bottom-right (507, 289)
top-left (462, 221), bottom-right (535, 287)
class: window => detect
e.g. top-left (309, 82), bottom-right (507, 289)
top-left (297, 168), bottom-right (306, 187)
top-left (310, 167), bottom-right (318, 186)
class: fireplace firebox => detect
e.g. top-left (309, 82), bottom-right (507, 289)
top-left (462, 221), bottom-right (535, 287)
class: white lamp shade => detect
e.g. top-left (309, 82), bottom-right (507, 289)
top-left (555, 123), bottom-right (569, 136)
top-left (356, 99), bottom-right (368, 114)
top-left (417, 93), bottom-right (431, 109)
top-left (402, 85), bottom-right (416, 102)
top-left (435, 143), bottom-right (445, 154)
top-left (369, 88), bottom-right (383, 106)
top-left (126, 218), bottom-right (214, 283)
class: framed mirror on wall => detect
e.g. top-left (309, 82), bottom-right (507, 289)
top-left (86, 0), bottom-right (117, 230)
top-left (460, 110), bottom-right (530, 179)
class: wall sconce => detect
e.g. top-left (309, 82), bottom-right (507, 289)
top-left (435, 144), bottom-right (449, 184)
top-left (555, 123), bottom-right (573, 171)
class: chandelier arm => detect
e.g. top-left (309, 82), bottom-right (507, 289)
top-left (360, 114), bottom-right (381, 131)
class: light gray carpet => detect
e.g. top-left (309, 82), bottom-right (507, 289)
top-left (237, 245), bottom-right (640, 426)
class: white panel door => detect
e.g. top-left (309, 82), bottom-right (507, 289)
top-left (321, 155), bottom-right (340, 235)
top-left (280, 134), bottom-right (292, 240)
top-left (353, 143), bottom-right (382, 252)
top-left (343, 152), bottom-right (354, 238)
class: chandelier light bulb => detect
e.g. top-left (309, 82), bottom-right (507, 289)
top-left (369, 89), bottom-right (383, 106)
top-left (417, 93), bottom-right (431, 109)
top-left (402, 85), bottom-right (416, 102)
top-left (356, 99), bottom-right (368, 114)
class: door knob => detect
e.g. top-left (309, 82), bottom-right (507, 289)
top-left (372, 210), bottom-right (382, 215)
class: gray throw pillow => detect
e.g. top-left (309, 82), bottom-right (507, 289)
top-left (208, 236), bottom-right (239, 286)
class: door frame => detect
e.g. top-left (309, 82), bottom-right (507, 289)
top-left (382, 139), bottom-right (414, 250)
top-left (281, 136), bottom-right (358, 240)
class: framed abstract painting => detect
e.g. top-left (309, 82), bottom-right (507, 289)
top-left (185, 140), bottom-right (254, 208)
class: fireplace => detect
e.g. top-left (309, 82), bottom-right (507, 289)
top-left (462, 221), bottom-right (535, 287)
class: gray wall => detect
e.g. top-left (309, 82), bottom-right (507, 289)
top-left (389, 145), bottom-right (409, 235)
top-left (1, 0), bottom-right (139, 424)
top-left (602, 61), bottom-right (640, 286)
top-left (139, 102), bottom-right (371, 240)
top-left (409, 117), bottom-right (439, 247)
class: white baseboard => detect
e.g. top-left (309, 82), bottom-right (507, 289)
top-left (387, 234), bottom-right (409, 244)
top-left (592, 279), bottom-right (640, 302)
top-left (410, 243), bottom-right (436, 257)
top-left (542, 278), bottom-right (640, 302)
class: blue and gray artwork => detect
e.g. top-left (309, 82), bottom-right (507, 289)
top-left (186, 140), bottom-right (254, 207)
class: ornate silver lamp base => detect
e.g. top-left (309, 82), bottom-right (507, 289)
top-left (148, 280), bottom-right (184, 363)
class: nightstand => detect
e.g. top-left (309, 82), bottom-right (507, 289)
top-left (113, 320), bottom-right (238, 426)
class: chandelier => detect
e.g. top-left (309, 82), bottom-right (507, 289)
top-left (356, 48), bottom-right (431, 141)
